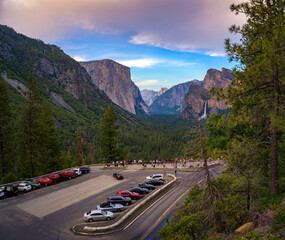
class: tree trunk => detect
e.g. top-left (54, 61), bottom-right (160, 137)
top-left (270, 63), bottom-right (280, 196)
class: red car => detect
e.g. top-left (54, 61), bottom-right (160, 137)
top-left (35, 177), bottom-right (53, 186)
top-left (47, 173), bottom-right (60, 182)
top-left (117, 190), bottom-right (139, 200)
top-left (59, 171), bottom-right (76, 180)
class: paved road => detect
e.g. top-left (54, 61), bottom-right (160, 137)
top-left (0, 165), bottom-right (225, 240)
top-left (97, 165), bottom-right (226, 240)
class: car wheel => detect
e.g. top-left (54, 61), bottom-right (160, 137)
top-left (45, 183), bottom-right (47, 186)
top-left (88, 218), bottom-right (93, 222)
top-left (106, 217), bottom-right (111, 221)
top-left (23, 189), bottom-right (26, 192)
top-left (33, 186), bottom-right (36, 190)
top-left (125, 202), bottom-right (129, 206)
top-left (68, 176), bottom-right (71, 180)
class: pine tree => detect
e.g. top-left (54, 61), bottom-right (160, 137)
top-left (18, 73), bottom-right (42, 177)
top-left (0, 76), bottom-right (13, 177)
top-left (39, 100), bottom-right (61, 173)
top-left (224, 0), bottom-right (285, 196)
top-left (100, 105), bottom-right (122, 162)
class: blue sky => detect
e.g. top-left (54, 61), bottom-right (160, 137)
top-left (0, 0), bottom-right (244, 91)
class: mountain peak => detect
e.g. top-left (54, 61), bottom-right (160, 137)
top-left (80, 60), bottom-right (150, 115)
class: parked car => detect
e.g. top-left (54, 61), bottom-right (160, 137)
top-left (35, 177), bottom-right (53, 186)
top-left (127, 187), bottom-right (149, 195)
top-left (58, 171), bottom-right (76, 180)
top-left (97, 202), bottom-right (124, 212)
top-left (1, 185), bottom-right (19, 197)
top-left (21, 180), bottom-right (41, 189)
top-left (107, 195), bottom-right (132, 206)
top-left (18, 183), bottom-right (32, 192)
top-left (0, 189), bottom-right (5, 199)
top-left (138, 183), bottom-right (155, 190)
top-left (113, 173), bottom-right (124, 180)
top-left (84, 210), bottom-right (114, 222)
top-left (79, 166), bottom-right (90, 174)
top-left (145, 179), bottom-right (164, 185)
top-left (47, 173), bottom-right (60, 182)
top-left (146, 174), bottom-right (164, 181)
top-left (117, 190), bottom-right (139, 200)
top-left (72, 168), bottom-right (82, 176)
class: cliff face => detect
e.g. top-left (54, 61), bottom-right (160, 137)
top-left (141, 87), bottom-right (168, 106)
top-left (182, 68), bottom-right (233, 119)
top-left (80, 60), bottom-right (150, 115)
top-left (150, 80), bottom-right (201, 115)
top-left (0, 25), bottom-right (140, 142)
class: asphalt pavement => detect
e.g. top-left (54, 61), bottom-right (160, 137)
top-left (0, 164), bottom-right (225, 240)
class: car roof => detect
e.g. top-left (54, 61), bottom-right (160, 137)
top-left (90, 210), bottom-right (102, 214)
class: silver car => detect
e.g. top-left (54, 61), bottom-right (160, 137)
top-left (96, 202), bottom-right (124, 212)
top-left (84, 210), bottom-right (114, 222)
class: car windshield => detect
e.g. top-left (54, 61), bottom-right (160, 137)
top-left (110, 203), bottom-right (114, 207)
top-left (101, 210), bottom-right (107, 215)
top-left (117, 173), bottom-right (122, 176)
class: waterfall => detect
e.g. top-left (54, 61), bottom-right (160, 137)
top-left (199, 101), bottom-right (207, 120)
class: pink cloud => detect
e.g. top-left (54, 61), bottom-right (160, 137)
top-left (0, 0), bottom-right (245, 54)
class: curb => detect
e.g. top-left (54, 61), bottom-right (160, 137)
top-left (72, 174), bottom-right (176, 234)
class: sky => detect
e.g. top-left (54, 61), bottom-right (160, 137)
top-left (0, 0), bottom-right (245, 91)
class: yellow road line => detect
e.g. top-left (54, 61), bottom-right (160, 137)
top-left (140, 167), bottom-right (226, 240)
top-left (140, 179), bottom-right (204, 240)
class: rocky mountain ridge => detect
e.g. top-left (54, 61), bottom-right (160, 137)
top-left (149, 80), bottom-right (202, 115)
top-left (0, 25), bottom-right (140, 146)
top-left (182, 68), bottom-right (233, 119)
top-left (80, 60), bottom-right (150, 115)
top-left (141, 87), bottom-right (168, 106)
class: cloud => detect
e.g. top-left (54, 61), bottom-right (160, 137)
top-left (135, 80), bottom-right (160, 86)
top-left (73, 56), bottom-right (86, 62)
top-left (117, 58), bottom-right (161, 68)
top-left (0, 0), bottom-right (245, 54)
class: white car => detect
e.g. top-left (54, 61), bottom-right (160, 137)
top-left (73, 168), bottom-right (82, 176)
top-left (0, 189), bottom-right (5, 199)
top-left (146, 174), bottom-right (164, 181)
top-left (17, 183), bottom-right (32, 192)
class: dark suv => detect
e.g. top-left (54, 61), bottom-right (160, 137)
top-left (2, 185), bottom-right (18, 197)
top-left (107, 195), bottom-right (132, 206)
top-left (79, 166), bottom-right (90, 174)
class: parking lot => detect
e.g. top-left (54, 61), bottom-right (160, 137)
top-left (0, 167), bottom-right (172, 240)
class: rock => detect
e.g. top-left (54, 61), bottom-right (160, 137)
top-left (235, 222), bottom-right (255, 234)
top-left (150, 80), bottom-right (202, 115)
top-left (80, 59), bottom-right (150, 115)
top-left (253, 225), bottom-right (272, 234)
top-left (182, 68), bottom-right (233, 119)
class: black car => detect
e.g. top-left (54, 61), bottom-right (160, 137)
top-left (145, 179), bottom-right (164, 185)
top-left (128, 187), bottom-right (149, 195)
top-left (138, 183), bottom-right (155, 190)
top-left (107, 195), bottom-right (132, 206)
top-left (1, 185), bottom-right (18, 197)
top-left (113, 173), bottom-right (124, 180)
top-left (79, 166), bottom-right (90, 174)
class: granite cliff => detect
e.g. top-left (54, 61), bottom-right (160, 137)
top-left (150, 80), bottom-right (202, 115)
top-left (141, 87), bottom-right (168, 106)
top-left (80, 60), bottom-right (150, 115)
top-left (182, 68), bottom-right (233, 119)
top-left (0, 25), bottom-right (140, 146)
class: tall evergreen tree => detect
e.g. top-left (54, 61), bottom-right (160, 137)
top-left (100, 105), bottom-right (122, 162)
top-left (224, 0), bottom-right (285, 196)
top-left (39, 100), bottom-right (61, 173)
top-left (0, 76), bottom-right (13, 177)
top-left (18, 73), bottom-right (42, 177)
